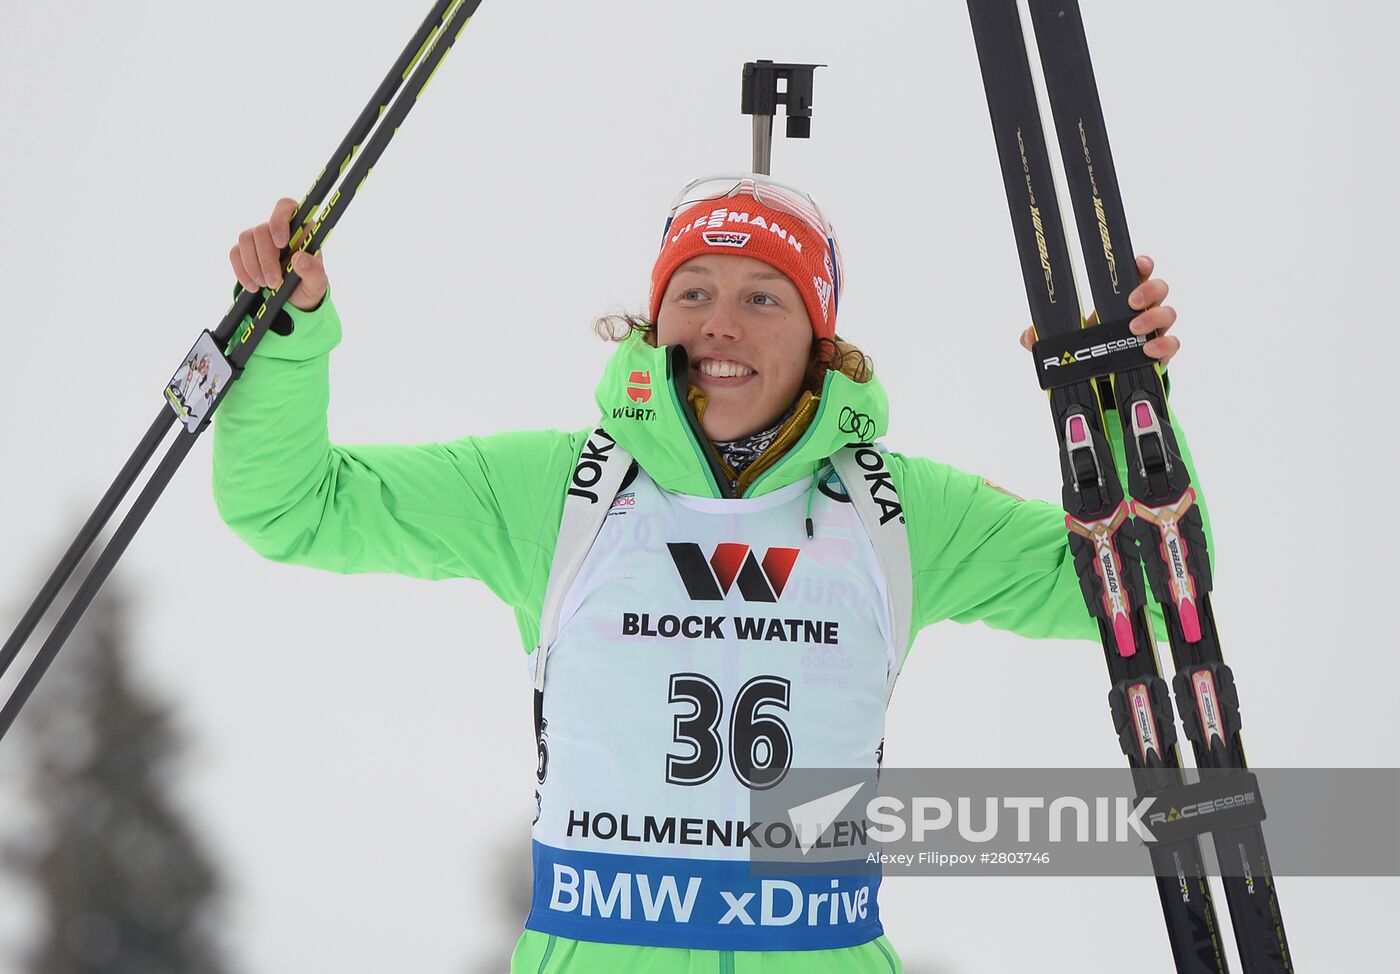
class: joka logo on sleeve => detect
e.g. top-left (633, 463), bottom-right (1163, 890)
top-left (667, 543), bottom-right (799, 603)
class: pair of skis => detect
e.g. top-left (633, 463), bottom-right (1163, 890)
top-left (967, 2), bottom-right (1291, 971)
top-left (0, 0), bottom-right (483, 740)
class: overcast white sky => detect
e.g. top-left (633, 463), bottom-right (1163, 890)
top-left (1, 1), bottom-right (1396, 971)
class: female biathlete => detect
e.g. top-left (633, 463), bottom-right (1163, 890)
top-left (214, 176), bottom-right (1191, 973)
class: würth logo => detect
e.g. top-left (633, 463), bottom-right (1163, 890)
top-left (667, 543), bottom-right (799, 603)
top-left (627, 370), bottom-right (652, 404)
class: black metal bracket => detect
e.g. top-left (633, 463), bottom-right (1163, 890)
top-left (741, 60), bottom-right (824, 174)
top-left (741, 60), bottom-right (823, 137)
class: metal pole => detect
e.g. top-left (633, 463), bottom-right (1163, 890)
top-left (752, 114), bottom-right (773, 174)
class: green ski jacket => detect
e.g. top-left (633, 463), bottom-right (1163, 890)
top-left (214, 294), bottom-right (1209, 654)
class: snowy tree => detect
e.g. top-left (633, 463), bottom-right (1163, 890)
top-left (2, 567), bottom-right (233, 974)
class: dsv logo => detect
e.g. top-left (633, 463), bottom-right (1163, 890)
top-left (667, 542), bottom-right (799, 603)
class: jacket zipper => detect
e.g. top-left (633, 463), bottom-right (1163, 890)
top-left (742, 369), bottom-right (834, 498)
top-left (535, 934), bottom-right (557, 973)
top-left (873, 936), bottom-right (899, 972)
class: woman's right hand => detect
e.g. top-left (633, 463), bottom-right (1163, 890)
top-left (229, 197), bottom-right (330, 312)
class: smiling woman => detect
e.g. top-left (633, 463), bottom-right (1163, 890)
top-left (213, 171), bottom-right (1190, 973)
top-left (659, 254), bottom-right (818, 441)
top-left (595, 175), bottom-right (871, 451)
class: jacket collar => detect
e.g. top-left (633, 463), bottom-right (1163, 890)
top-left (594, 331), bottom-right (890, 499)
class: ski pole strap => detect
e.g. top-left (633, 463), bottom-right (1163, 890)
top-left (1133, 770), bottom-right (1268, 848)
top-left (1030, 317), bottom-right (1152, 389)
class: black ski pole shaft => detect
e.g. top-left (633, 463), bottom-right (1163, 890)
top-left (212, 0), bottom-right (463, 348)
top-left (965, 1), bottom-right (1231, 970)
top-left (0, 412), bottom-right (173, 681)
top-left (1025, 2), bottom-right (1291, 969)
top-left (0, 0), bottom-right (484, 741)
top-left (0, 0), bottom-right (460, 688)
top-left (0, 432), bottom-right (198, 739)
top-left (225, 0), bottom-right (481, 369)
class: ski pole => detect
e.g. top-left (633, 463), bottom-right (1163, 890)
top-left (0, 0), bottom-right (486, 742)
top-left (0, 0), bottom-right (460, 690)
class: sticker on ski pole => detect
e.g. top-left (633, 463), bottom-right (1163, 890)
top-left (164, 331), bottom-right (234, 432)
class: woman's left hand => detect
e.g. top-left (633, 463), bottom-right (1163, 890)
top-left (1018, 254), bottom-right (1180, 368)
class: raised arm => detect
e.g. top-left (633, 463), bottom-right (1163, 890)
top-left (213, 199), bottom-right (581, 622)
